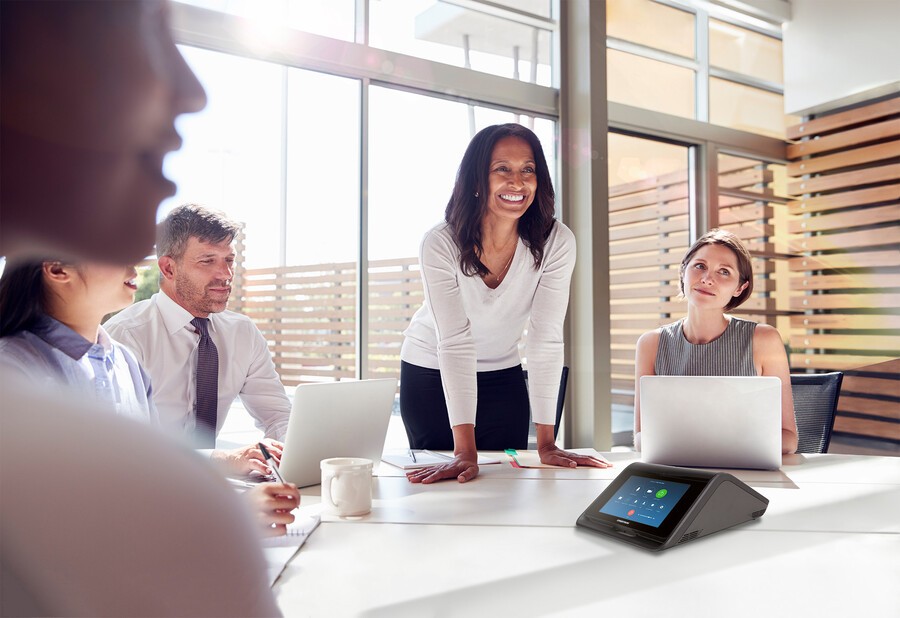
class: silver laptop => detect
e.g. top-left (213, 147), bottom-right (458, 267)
top-left (640, 375), bottom-right (782, 470)
top-left (279, 378), bottom-right (398, 487)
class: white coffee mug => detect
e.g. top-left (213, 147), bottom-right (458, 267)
top-left (320, 457), bottom-right (373, 517)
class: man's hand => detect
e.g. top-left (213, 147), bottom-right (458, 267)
top-left (211, 438), bottom-right (284, 476)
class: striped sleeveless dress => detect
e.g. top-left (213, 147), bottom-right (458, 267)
top-left (654, 317), bottom-right (757, 376)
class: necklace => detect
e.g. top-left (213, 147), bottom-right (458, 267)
top-left (479, 231), bottom-right (518, 287)
top-left (484, 247), bottom-right (515, 288)
top-left (493, 252), bottom-right (514, 281)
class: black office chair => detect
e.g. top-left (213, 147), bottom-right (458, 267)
top-left (524, 366), bottom-right (569, 443)
top-left (791, 372), bottom-right (843, 454)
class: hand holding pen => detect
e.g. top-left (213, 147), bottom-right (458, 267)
top-left (259, 442), bottom-right (286, 483)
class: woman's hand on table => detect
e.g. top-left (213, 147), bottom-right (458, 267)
top-left (537, 444), bottom-right (612, 469)
top-left (406, 452), bottom-right (479, 484)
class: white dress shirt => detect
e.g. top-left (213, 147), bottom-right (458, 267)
top-left (105, 290), bottom-right (290, 442)
top-left (400, 220), bottom-right (576, 427)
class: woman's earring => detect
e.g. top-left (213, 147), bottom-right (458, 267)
top-left (474, 192), bottom-right (479, 198)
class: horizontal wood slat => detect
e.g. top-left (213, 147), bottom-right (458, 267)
top-left (610, 232), bottom-right (688, 255)
top-left (790, 314), bottom-right (900, 330)
top-left (838, 395), bottom-right (900, 420)
top-left (609, 183), bottom-right (689, 212)
top-left (609, 202), bottom-right (687, 226)
top-left (786, 97), bottom-right (900, 140)
top-left (610, 268), bottom-right (681, 285)
top-left (610, 251), bottom-right (684, 269)
top-left (786, 226), bottom-right (900, 253)
top-left (786, 118), bottom-right (900, 159)
top-left (790, 334), bottom-right (900, 352)
top-left (785, 140), bottom-right (900, 176)
top-left (838, 361), bottom-right (900, 443)
top-left (790, 353), bottom-right (896, 371)
top-left (788, 250), bottom-right (900, 271)
top-left (833, 416), bottom-right (900, 441)
top-left (788, 204), bottom-right (900, 234)
top-left (787, 162), bottom-right (900, 196)
top-left (719, 203), bottom-right (774, 225)
top-left (609, 219), bottom-right (686, 242)
top-left (789, 273), bottom-right (900, 291)
top-left (841, 373), bottom-right (900, 396)
top-left (787, 184), bottom-right (900, 215)
top-left (789, 293), bottom-right (900, 311)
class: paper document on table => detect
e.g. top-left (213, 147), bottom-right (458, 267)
top-left (262, 510), bottom-right (321, 586)
top-left (262, 511), bottom-right (320, 547)
top-left (505, 449), bottom-right (605, 469)
top-left (382, 449), bottom-right (501, 470)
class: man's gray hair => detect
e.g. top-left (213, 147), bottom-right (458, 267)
top-left (157, 204), bottom-right (240, 260)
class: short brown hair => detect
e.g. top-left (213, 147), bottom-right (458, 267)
top-left (157, 204), bottom-right (240, 260)
top-left (679, 228), bottom-right (754, 311)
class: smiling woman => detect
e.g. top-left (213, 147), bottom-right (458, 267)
top-left (0, 257), bottom-right (156, 424)
top-left (397, 123), bottom-right (612, 484)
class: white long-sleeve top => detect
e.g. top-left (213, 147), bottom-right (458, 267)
top-left (400, 220), bottom-right (576, 427)
top-left (105, 290), bottom-right (290, 441)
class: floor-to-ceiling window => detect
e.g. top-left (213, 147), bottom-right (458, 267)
top-left (603, 0), bottom-right (791, 446)
top-left (164, 1), bottom-right (559, 447)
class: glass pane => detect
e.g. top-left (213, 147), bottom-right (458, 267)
top-left (370, 0), bottom-right (553, 86)
top-left (367, 86), bottom-right (558, 382)
top-left (710, 19), bottom-right (782, 85)
top-left (716, 153), bottom-right (789, 336)
top-left (175, 0), bottom-right (356, 41)
top-left (285, 70), bottom-right (360, 266)
top-left (710, 78), bottom-right (800, 139)
top-left (277, 71), bottom-right (361, 385)
top-left (166, 46), bottom-right (361, 387)
top-left (607, 49), bottom-right (695, 118)
top-left (607, 133), bottom-right (691, 445)
top-left (607, 0), bottom-right (695, 58)
top-left (164, 46), bottom-right (283, 269)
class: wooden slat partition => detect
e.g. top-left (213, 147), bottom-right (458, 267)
top-left (786, 94), bottom-right (900, 445)
top-left (233, 256), bottom-right (422, 386)
top-left (834, 359), bottom-right (900, 442)
top-left (608, 155), bottom-right (785, 409)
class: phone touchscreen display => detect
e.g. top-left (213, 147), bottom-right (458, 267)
top-left (598, 475), bottom-right (691, 529)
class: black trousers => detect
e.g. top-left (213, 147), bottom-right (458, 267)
top-left (399, 360), bottom-right (530, 451)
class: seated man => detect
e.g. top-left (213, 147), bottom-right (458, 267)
top-left (106, 204), bottom-right (291, 474)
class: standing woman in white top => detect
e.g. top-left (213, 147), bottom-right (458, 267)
top-left (400, 123), bottom-right (611, 483)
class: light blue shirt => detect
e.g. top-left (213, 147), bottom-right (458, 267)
top-left (0, 315), bottom-right (158, 424)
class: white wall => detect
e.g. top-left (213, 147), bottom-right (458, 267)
top-left (783, 0), bottom-right (900, 116)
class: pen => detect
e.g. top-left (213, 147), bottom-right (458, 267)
top-left (258, 442), bottom-right (286, 484)
top-left (408, 448), bottom-right (417, 463)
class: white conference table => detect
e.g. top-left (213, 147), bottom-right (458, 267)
top-left (272, 451), bottom-right (900, 617)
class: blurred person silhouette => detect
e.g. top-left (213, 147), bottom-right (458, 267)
top-left (0, 1), bottom-right (283, 615)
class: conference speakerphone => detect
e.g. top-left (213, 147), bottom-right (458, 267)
top-left (576, 462), bottom-right (768, 551)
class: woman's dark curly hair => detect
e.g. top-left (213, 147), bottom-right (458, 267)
top-left (445, 123), bottom-right (556, 277)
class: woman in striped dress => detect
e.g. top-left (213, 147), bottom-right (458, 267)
top-left (633, 228), bottom-right (798, 454)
